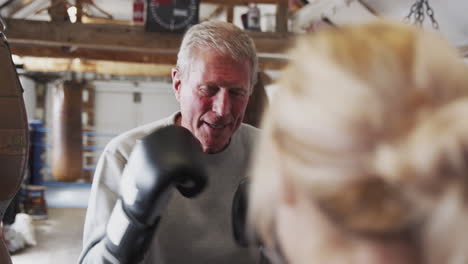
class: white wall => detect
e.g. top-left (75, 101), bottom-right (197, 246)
top-left (93, 80), bottom-right (179, 133)
top-left (19, 76), bottom-right (37, 121)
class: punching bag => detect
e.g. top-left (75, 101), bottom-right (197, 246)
top-left (51, 80), bottom-right (83, 182)
top-left (0, 22), bottom-right (29, 263)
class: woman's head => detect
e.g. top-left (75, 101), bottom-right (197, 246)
top-left (249, 21), bottom-right (468, 264)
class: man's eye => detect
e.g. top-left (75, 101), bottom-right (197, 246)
top-left (230, 90), bottom-right (246, 97)
top-left (199, 87), bottom-right (216, 96)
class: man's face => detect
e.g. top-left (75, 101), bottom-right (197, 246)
top-left (172, 49), bottom-right (252, 153)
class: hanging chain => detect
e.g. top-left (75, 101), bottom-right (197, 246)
top-left (403, 0), bottom-right (439, 30)
top-left (0, 15), bottom-right (6, 41)
top-left (424, 0), bottom-right (439, 30)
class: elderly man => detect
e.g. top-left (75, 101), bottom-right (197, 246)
top-left (79, 21), bottom-right (259, 264)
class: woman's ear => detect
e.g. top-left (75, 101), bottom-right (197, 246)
top-left (172, 68), bottom-right (182, 102)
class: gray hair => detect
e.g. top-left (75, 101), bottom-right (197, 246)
top-left (176, 21), bottom-right (258, 93)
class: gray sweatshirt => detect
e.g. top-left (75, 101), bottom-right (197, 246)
top-left (79, 112), bottom-right (260, 264)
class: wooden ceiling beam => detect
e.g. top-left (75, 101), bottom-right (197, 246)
top-left (201, 0), bottom-right (287, 5)
top-left (6, 0), bottom-right (35, 17)
top-left (10, 46), bottom-right (178, 65)
top-left (259, 57), bottom-right (288, 70)
top-left (20, 56), bottom-right (287, 77)
top-left (11, 45), bottom-right (288, 70)
top-left (21, 57), bottom-right (174, 77)
top-left (5, 18), bottom-right (292, 55)
top-left (5, 18), bottom-right (181, 54)
top-left (6, 18), bottom-right (292, 72)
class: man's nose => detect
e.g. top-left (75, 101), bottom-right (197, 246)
top-left (212, 89), bottom-right (231, 116)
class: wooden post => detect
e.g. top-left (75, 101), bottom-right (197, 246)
top-left (76, 0), bottom-right (83, 23)
top-left (226, 6), bottom-right (234, 23)
top-left (276, 2), bottom-right (289, 33)
top-left (48, 0), bottom-right (69, 22)
top-left (243, 72), bottom-right (269, 128)
top-left (51, 79), bottom-right (83, 182)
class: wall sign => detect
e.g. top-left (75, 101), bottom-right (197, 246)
top-left (146, 0), bottom-right (200, 33)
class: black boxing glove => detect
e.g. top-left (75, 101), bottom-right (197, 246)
top-left (232, 179), bottom-right (277, 264)
top-left (232, 178), bottom-right (249, 248)
top-left (102, 125), bottom-right (207, 264)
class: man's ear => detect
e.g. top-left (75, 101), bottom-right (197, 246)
top-left (172, 68), bottom-right (182, 102)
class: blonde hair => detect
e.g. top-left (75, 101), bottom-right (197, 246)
top-left (249, 21), bottom-right (468, 264)
top-left (176, 21), bottom-right (258, 92)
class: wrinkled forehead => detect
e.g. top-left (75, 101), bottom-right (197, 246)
top-left (190, 47), bottom-right (248, 66)
top-left (190, 48), bottom-right (251, 77)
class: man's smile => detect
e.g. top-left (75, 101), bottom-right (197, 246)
top-left (203, 121), bottom-right (228, 129)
